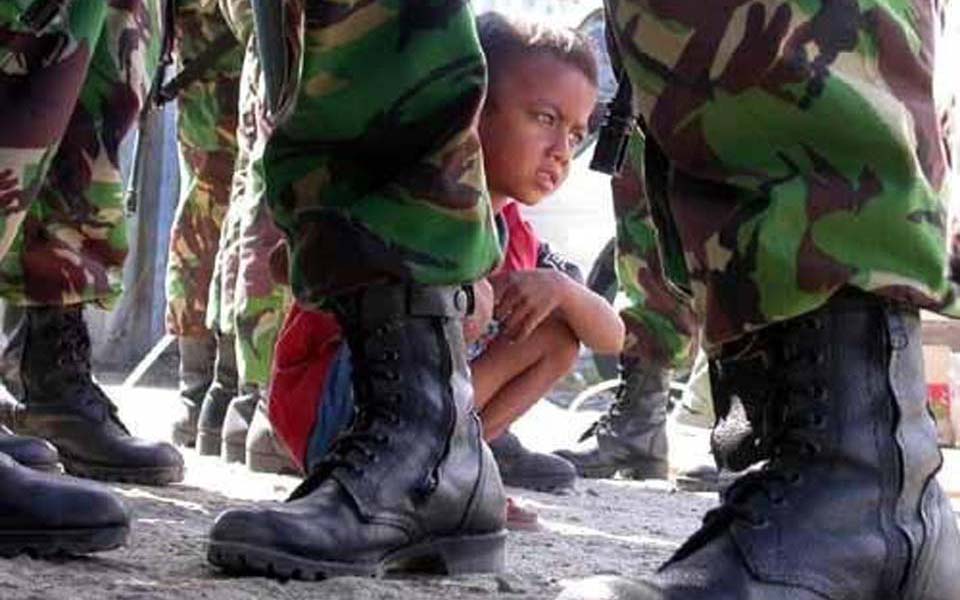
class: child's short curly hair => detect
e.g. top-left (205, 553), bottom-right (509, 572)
top-left (477, 12), bottom-right (598, 92)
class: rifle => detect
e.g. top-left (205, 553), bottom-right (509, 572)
top-left (251, 0), bottom-right (288, 115)
top-left (589, 77), bottom-right (636, 176)
top-left (124, 0), bottom-right (176, 216)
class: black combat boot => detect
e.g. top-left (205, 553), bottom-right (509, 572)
top-left (171, 333), bottom-right (216, 447)
top-left (490, 430), bottom-right (576, 492)
top-left (12, 305), bottom-right (183, 485)
top-left (556, 362), bottom-right (670, 479)
top-left (208, 283), bottom-right (507, 579)
top-left (220, 385), bottom-right (257, 464)
top-left (0, 424), bottom-right (60, 472)
top-left (558, 290), bottom-right (960, 599)
top-left (0, 452), bottom-right (129, 556)
top-left (195, 331), bottom-right (238, 456)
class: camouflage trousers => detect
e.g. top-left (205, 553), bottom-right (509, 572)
top-left (165, 2), bottom-right (244, 337)
top-left (208, 38), bottom-right (288, 387)
top-left (0, 0), bottom-right (160, 306)
top-left (615, 136), bottom-right (697, 371)
top-left (608, 0), bottom-right (959, 351)
top-left (256, 0), bottom-right (501, 306)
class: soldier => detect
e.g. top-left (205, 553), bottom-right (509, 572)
top-left (204, 0), bottom-right (507, 578)
top-left (559, 0), bottom-right (960, 598)
top-left (557, 135), bottom-right (699, 481)
top-left (166, 0), bottom-right (244, 451)
top-left (196, 0), bottom-right (295, 472)
top-left (0, 0), bottom-right (171, 556)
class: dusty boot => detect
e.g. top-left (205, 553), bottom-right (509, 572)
top-left (0, 452), bottom-right (129, 556)
top-left (245, 389), bottom-right (300, 474)
top-left (0, 424), bottom-right (60, 473)
top-left (12, 305), bottom-right (184, 485)
top-left (208, 283), bottom-right (507, 579)
top-left (555, 362), bottom-right (670, 480)
top-left (195, 331), bottom-right (239, 456)
top-left (220, 385), bottom-right (257, 464)
top-left (490, 430), bottom-right (576, 492)
top-left (558, 290), bottom-right (960, 599)
top-left (171, 333), bottom-right (216, 447)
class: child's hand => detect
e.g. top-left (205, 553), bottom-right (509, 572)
top-left (463, 278), bottom-right (494, 344)
top-left (490, 269), bottom-right (567, 342)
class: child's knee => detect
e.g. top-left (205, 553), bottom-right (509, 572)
top-left (540, 319), bottom-right (579, 376)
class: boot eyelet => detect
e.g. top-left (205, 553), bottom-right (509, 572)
top-left (787, 472), bottom-right (803, 486)
top-left (751, 517), bottom-right (770, 529)
top-left (810, 414), bottom-right (826, 428)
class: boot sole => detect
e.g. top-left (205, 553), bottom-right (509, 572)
top-left (246, 449), bottom-right (299, 475)
top-left (62, 458), bottom-right (184, 486)
top-left (196, 431), bottom-right (222, 456)
top-left (0, 525), bottom-right (129, 558)
top-left (502, 474), bottom-right (574, 493)
top-left (222, 440), bottom-right (246, 464)
top-left (208, 530), bottom-right (507, 580)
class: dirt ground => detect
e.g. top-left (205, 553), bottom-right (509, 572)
top-left (0, 381), bottom-right (957, 600)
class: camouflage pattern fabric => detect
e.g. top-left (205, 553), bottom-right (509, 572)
top-left (607, 0), bottom-right (959, 350)
top-left (254, 0), bottom-right (501, 305)
top-left (165, 0), bottom-right (243, 336)
top-left (614, 136), bottom-right (697, 371)
top-left (208, 33), bottom-right (289, 386)
top-left (0, 0), bottom-right (161, 306)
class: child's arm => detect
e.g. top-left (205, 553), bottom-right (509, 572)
top-left (490, 269), bottom-right (624, 353)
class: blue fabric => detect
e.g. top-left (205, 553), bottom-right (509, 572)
top-left (305, 343), bottom-right (356, 471)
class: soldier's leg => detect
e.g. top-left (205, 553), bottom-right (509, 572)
top-left (0, 0), bottom-right (140, 557)
top-left (0, 0), bottom-right (183, 487)
top-left (223, 201), bottom-right (295, 472)
top-left (560, 1), bottom-right (960, 598)
top-left (557, 138), bottom-right (698, 480)
top-left (206, 40), bottom-right (295, 471)
top-left (207, 1), bottom-right (506, 579)
top-left (166, 3), bottom-right (243, 446)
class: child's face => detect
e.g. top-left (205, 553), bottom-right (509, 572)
top-left (480, 54), bottom-right (597, 208)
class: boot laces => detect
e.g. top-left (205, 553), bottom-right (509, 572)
top-left (579, 369), bottom-right (662, 442)
top-left (57, 310), bottom-right (128, 430)
top-left (289, 322), bottom-right (402, 501)
top-left (676, 317), bottom-right (828, 556)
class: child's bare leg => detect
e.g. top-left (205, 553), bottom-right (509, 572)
top-left (472, 317), bottom-right (579, 441)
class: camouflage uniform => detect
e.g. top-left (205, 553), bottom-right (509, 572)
top-left (208, 5), bottom-right (288, 389)
top-left (553, 2), bottom-right (960, 597)
top-left (614, 136), bottom-right (697, 371)
top-left (607, 0), bottom-right (959, 351)
top-left (0, 0), bottom-right (160, 306)
top-left (165, 0), bottom-right (243, 337)
top-left (258, 1), bottom-right (501, 304)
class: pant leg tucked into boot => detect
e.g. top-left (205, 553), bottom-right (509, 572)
top-left (208, 283), bottom-right (507, 579)
top-left (12, 306), bottom-right (184, 486)
top-left (558, 291), bottom-right (960, 599)
top-left (171, 333), bottom-right (217, 447)
top-left (556, 363), bottom-right (670, 480)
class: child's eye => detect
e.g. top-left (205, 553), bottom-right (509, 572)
top-left (536, 112), bottom-right (556, 127)
top-left (570, 132), bottom-right (585, 147)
